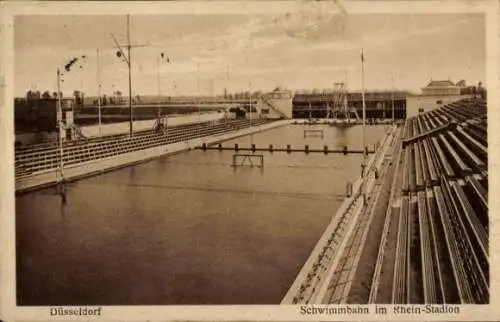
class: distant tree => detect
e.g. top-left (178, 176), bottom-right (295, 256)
top-left (114, 90), bottom-right (123, 104)
top-left (228, 93), bottom-right (233, 100)
top-left (471, 86), bottom-right (477, 99)
top-left (35, 91), bottom-right (41, 99)
top-left (223, 88), bottom-right (228, 99)
top-left (102, 94), bottom-right (107, 105)
top-left (42, 91), bottom-right (51, 99)
top-left (52, 91), bottom-right (58, 99)
top-left (136, 94), bottom-right (141, 103)
top-left (26, 90), bottom-right (34, 101)
top-left (477, 82), bottom-right (486, 100)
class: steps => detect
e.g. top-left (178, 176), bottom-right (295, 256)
top-left (14, 119), bottom-right (273, 177)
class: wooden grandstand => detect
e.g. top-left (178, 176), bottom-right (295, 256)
top-left (388, 98), bottom-right (488, 304)
top-left (14, 118), bottom-right (272, 178)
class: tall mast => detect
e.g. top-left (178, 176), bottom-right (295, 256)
top-left (110, 15), bottom-right (147, 138)
top-left (57, 68), bottom-right (64, 180)
top-left (97, 48), bottom-right (102, 136)
top-left (197, 62), bottom-right (200, 130)
top-left (391, 76), bottom-right (395, 124)
top-left (226, 65), bottom-right (230, 95)
top-left (127, 14), bottom-right (133, 137)
top-left (361, 49), bottom-right (366, 156)
top-left (344, 70), bottom-right (348, 112)
top-left (361, 49), bottom-right (367, 207)
top-left (249, 82), bottom-right (253, 145)
top-left (157, 56), bottom-right (161, 97)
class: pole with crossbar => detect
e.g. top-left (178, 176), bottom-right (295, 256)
top-left (126, 15), bottom-right (133, 137)
top-left (110, 15), bottom-right (147, 138)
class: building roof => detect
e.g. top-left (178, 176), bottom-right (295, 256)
top-left (425, 80), bottom-right (456, 88)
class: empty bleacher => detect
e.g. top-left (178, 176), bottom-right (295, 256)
top-left (14, 118), bottom-right (272, 177)
top-left (392, 98), bottom-right (488, 304)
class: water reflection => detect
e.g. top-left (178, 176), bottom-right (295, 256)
top-left (333, 126), bottom-right (348, 149)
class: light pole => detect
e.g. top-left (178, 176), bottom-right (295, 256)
top-left (157, 53), bottom-right (170, 98)
top-left (249, 83), bottom-right (252, 127)
top-left (157, 55), bottom-right (161, 99)
top-left (226, 65), bottom-right (230, 96)
top-left (127, 15), bottom-right (132, 137)
top-left (111, 14), bottom-right (147, 138)
top-left (361, 49), bottom-right (366, 158)
top-left (56, 55), bottom-right (87, 182)
top-left (97, 48), bottom-right (102, 136)
top-left (56, 68), bottom-right (64, 182)
top-left (391, 76), bottom-right (395, 124)
top-left (361, 48), bottom-right (367, 207)
top-left (248, 82), bottom-right (254, 146)
top-left (197, 62), bottom-right (201, 137)
top-left (156, 52), bottom-right (170, 112)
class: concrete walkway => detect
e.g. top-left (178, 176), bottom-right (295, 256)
top-left (281, 125), bottom-right (399, 304)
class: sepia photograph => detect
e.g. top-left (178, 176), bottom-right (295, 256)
top-left (1, 0), bottom-right (497, 320)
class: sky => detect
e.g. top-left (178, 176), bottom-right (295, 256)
top-left (14, 11), bottom-right (485, 97)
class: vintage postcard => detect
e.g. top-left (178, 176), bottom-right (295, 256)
top-left (0, 0), bottom-right (499, 321)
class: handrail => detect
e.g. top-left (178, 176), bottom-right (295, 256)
top-left (15, 119), bottom-right (272, 177)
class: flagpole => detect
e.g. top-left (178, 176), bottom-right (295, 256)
top-left (391, 76), bottom-right (395, 124)
top-left (361, 49), bottom-right (366, 157)
top-left (127, 14), bottom-right (133, 138)
top-left (110, 17), bottom-right (147, 139)
top-left (226, 65), bottom-right (230, 95)
top-left (57, 68), bottom-right (64, 181)
top-left (197, 62), bottom-right (200, 136)
top-left (157, 54), bottom-right (161, 119)
top-left (344, 70), bottom-right (349, 122)
top-left (361, 49), bottom-right (367, 207)
top-left (97, 48), bottom-right (102, 137)
top-left (249, 82), bottom-right (253, 145)
top-left (157, 56), bottom-right (161, 98)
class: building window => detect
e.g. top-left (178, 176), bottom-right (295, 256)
top-left (418, 108), bottom-right (424, 114)
top-left (436, 100), bottom-right (443, 104)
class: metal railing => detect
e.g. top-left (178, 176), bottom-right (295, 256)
top-left (15, 119), bottom-right (272, 178)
